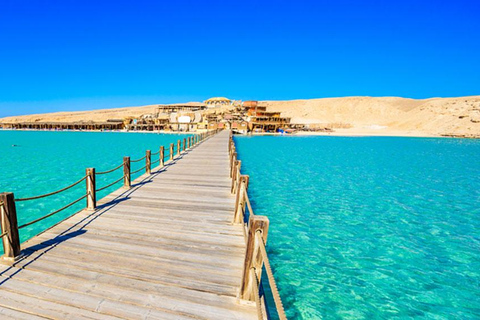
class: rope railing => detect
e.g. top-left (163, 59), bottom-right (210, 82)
top-left (256, 231), bottom-right (288, 320)
top-left (244, 189), bottom-right (254, 219)
top-left (15, 175), bottom-right (87, 202)
top-left (229, 131), bottom-right (288, 319)
top-left (252, 268), bottom-right (264, 320)
top-left (97, 175), bottom-right (125, 192)
top-left (131, 155), bottom-right (146, 163)
top-left (18, 194), bottom-right (88, 229)
top-left (131, 166), bottom-right (147, 175)
top-left (96, 162), bottom-right (124, 175)
top-left (0, 129), bottom-right (220, 261)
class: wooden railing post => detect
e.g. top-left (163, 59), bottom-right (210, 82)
top-left (0, 192), bottom-right (21, 260)
top-left (170, 143), bottom-right (174, 160)
top-left (146, 150), bottom-right (151, 174)
top-left (240, 215), bottom-right (269, 301)
top-left (160, 146), bottom-right (165, 167)
top-left (230, 153), bottom-right (237, 178)
top-left (234, 175), bottom-right (249, 224)
top-left (123, 156), bottom-right (131, 188)
top-left (177, 140), bottom-right (181, 156)
top-left (86, 168), bottom-right (96, 210)
top-left (183, 138), bottom-right (186, 151)
top-left (231, 160), bottom-right (241, 193)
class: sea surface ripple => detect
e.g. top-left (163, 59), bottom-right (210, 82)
top-left (235, 135), bottom-right (480, 319)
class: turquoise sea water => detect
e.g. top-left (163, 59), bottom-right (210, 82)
top-left (235, 136), bottom-right (480, 319)
top-left (0, 130), bottom-right (190, 249)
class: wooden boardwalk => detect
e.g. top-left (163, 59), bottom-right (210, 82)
top-left (0, 131), bottom-right (258, 319)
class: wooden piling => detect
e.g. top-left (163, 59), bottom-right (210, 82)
top-left (239, 215), bottom-right (269, 301)
top-left (86, 168), bottom-right (96, 210)
top-left (230, 153), bottom-right (237, 178)
top-left (177, 140), bottom-right (181, 156)
top-left (170, 143), bottom-right (174, 160)
top-left (160, 146), bottom-right (165, 167)
top-left (123, 156), bottom-right (131, 188)
top-left (0, 192), bottom-right (21, 260)
top-left (231, 160), bottom-right (241, 193)
top-left (146, 150), bottom-right (151, 174)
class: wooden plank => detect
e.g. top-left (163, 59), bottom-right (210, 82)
top-left (0, 131), bottom-right (257, 319)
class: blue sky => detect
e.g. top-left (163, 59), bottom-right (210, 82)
top-left (0, 0), bottom-right (479, 117)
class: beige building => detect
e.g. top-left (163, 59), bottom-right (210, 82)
top-left (204, 97), bottom-right (232, 108)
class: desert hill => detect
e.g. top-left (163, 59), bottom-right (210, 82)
top-left (1, 96), bottom-right (479, 137)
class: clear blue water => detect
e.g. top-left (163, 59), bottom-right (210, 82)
top-left (0, 130), bottom-right (190, 249)
top-left (234, 136), bottom-right (480, 319)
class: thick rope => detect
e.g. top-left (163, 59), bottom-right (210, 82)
top-left (244, 190), bottom-right (254, 218)
top-left (251, 268), bottom-right (264, 320)
top-left (131, 155), bottom-right (146, 163)
top-left (15, 175), bottom-right (87, 202)
top-left (0, 230), bottom-right (8, 238)
top-left (131, 166), bottom-right (147, 175)
top-left (97, 175), bottom-right (124, 192)
top-left (96, 162), bottom-right (123, 175)
top-left (151, 150), bottom-right (160, 155)
top-left (151, 158), bottom-right (160, 165)
top-left (256, 231), bottom-right (288, 320)
top-left (18, 194), bottom-right (88, 229)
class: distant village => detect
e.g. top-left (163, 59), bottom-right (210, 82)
top-left (0, 97), bottom-right (333, 134)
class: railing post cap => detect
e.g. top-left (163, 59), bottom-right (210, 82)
top-left (251, 214), bottom-right (269, 225)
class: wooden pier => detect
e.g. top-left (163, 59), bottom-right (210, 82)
top-left (0, 130), bottom-right (286, 319)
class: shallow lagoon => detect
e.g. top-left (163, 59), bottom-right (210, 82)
top-left (235, 135), bottom-right (480, 319)
top-left (0, 130), bottom-right (190, 247)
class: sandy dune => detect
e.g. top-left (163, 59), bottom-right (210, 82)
top-left (1, 96), bottom-right (479, 137)
top-left (263, 96), bottom-right (480, 137)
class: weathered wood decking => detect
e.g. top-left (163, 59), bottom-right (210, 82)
top-left (0, 131), bottom-right (258, 319)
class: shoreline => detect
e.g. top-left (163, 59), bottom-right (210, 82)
top-left (2, 128), bottom-right (478, 139)
top-left (0, 128), bottom-right (201, 135)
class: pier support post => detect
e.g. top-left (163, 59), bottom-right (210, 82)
top-left (146, 150), bottom-right (151, 174)
top-left (177, 140), bottom-right (181, 156)
top-left (170, 144), bottom-right (174, 161)
top-left (160, 146), bottom-right (165, 167)
top-left (240, 215), bottom-right (269, 301)
top-left (86, 168), bottom-right (96, 210)
top-left (183, 138), bottom-right (186, 151)
top-left (123, 156), bottom-right (131, 188)
top-left (0, 192), bottom-right (21, 261)
top-left (231, 160), bottom-right (241, 193)
top-left (233, 175), bottom-right (249, 224)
